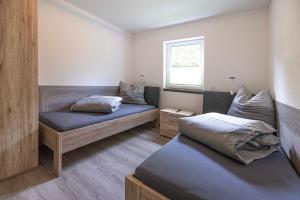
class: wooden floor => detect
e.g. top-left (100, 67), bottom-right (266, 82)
top-left (0, 124), bottom-right (169, 200)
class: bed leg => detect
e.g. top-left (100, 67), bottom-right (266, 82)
top-left (39, 123), bottom-right (63, 177)
top-left (53, 135), bottom-right (62, 177)
top-left (125, 175), bottom-right (142, 200)
top-left (154, 119), bottom-right (160, 128)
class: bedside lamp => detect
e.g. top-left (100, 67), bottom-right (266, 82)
top-left (228, 76), bottom-right (236, 95)
top-left (138, 74), bottom-right (145, 84)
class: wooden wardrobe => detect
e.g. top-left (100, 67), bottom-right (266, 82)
top-left (0, 0), bottom-right (38, 180)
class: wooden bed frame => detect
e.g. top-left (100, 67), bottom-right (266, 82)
top-left (38, 85), bottom-right (161, 177)
top-left (125, 175), bottom-right (169, 200)
top-left (40, 109), bottom-right (159, 177)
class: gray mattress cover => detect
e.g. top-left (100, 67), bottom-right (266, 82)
top-left (39, 104), bottom-right (156, 132)
top-left (135, 135), bottom-right (300, 200)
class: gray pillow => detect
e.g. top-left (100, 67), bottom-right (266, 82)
top-left (119, 81), bottom-right (147, 105)
top-left (71, 96), bottom-right (121, 113)
top-left (227, 86), bottom-right (276, 128)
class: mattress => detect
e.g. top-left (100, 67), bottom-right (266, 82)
top-left (135, 135), bottom-right (300, 200)
top-left (39, 104), bottom-right (156, 132)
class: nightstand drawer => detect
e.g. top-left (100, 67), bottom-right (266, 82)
top-left (160, 115), bottom-right (179, 123)
top-left (160, 121), bottom-right (178, 131)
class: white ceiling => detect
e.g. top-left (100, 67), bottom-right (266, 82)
top-left (63, 0), bottom-right (270, 33)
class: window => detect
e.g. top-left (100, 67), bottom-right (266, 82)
top-left (164, 37), bottom-right (204, 91)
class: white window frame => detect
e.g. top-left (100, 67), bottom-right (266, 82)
top-left (163, 36), bottom-right (205, 91)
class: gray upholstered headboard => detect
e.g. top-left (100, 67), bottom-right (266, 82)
top-left (203, 91), bottom-right (235, 114)
top-left (39, 86), bottom-right (160, 112)
top-left (276, 102), bottom-right (300, 176)
top-left (144, 86), bottom-right (160, 108)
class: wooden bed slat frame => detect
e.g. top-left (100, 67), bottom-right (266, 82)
top-left (40, 109), bottom-right (159, 177)
top-left (125, 175), bottom-right (169, 200)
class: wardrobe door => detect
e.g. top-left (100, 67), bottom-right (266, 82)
top-left (0, 0), bottom-right (38, 180)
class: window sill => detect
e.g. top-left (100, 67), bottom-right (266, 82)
top-left (163, 88), bottom-right (204, 94)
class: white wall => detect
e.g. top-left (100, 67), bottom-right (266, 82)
top-left (270, 0), bottom-right (300, 109)
top-left (133, 8), bottom-right (270, 113)
top-left (38, 0), bottom-right (133, 86)
top-left (39, 1), bottom-right (271, 113)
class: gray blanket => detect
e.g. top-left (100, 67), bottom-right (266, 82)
top-left (178, 113), bottom-right (281, 164)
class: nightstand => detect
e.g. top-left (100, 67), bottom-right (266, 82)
top-left (160, 108), bottom-right (194, 138)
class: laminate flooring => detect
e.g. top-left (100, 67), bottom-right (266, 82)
top-left (0, 124), bottom-right (169, 200)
